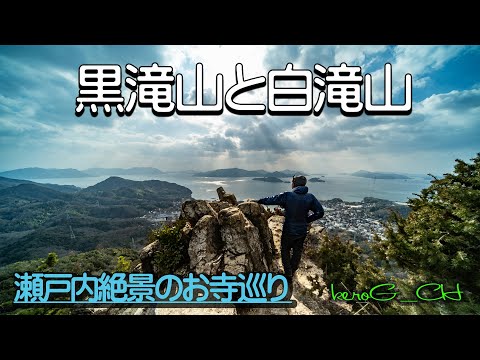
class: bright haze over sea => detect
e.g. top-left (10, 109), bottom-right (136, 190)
top-left (32, 173), bottom-right (433, 203)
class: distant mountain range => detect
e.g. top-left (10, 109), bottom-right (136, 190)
top-left (0, 168), bottom-right (90, 179)
top-left (194, 168), bottom-right (307, 178)
top-left (0, 167), bottom-right (163, 179)
top-left (83, 167), bottom-right (163, 176)
top-left (351, 170), bottom-right (410, 180)
top-left (0, 167), bottom-right (422, 181)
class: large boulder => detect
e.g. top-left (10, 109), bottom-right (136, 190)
top-left (188, 215), bottom-right (223, 275)
top-left (139, 240), bottom-right (162, 274)
top-left (218, 206), bottom-right (272, 274)
top-left (181, 199), bottom-right (217, 226)
top-left (238, 201), bottom-right (276, 266)
top-left (209, 200), bottom-right (232, 213)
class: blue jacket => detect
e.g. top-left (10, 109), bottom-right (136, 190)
top-left (258, 186), bottom-right (324, 236)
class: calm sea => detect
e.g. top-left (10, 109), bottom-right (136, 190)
top-left (33, 173), bottom-right (433, 203)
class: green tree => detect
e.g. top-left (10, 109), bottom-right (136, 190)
top-left (45, 252), bottom-right (58, 267)
top-left (374, 153), bottom-right (480, 299)
top-left (307, 233), bottom-right (388, 313)
top-left (114, 256), bottom-right (132, 272)
top-left (309, 233), bottom-right (387, 291)
top-left (309, 233), bottom-right (361, 291)
top-left (37, 252), bottom-right (58, 271)
top-left (148, 219), bottom-right (187, 275)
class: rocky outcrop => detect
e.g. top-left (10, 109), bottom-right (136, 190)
top-left (209, 200), bottom-right (232, 214)
top-left (139, 239), bottom-right (163, 274)
top-left (218, 206), bottom-right (272, 274)
top-left (96, 188), bottom-right (348, 315)
top-left (188, 215), bottom-right (222, 274)
top-left (238, 201), bottom-right (276, 267)
top-left (181, 199), bottom-right (217, 225)
top-left (139, 191), bottom-right (275, 278)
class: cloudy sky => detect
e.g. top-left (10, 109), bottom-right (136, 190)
top-left (0, 45), bottom-right (479, 175)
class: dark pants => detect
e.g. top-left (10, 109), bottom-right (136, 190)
top-left (281, 232), bottom-right (307, 278)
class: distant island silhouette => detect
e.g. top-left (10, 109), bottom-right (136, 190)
top-left (252, 177), bottom-right (286, 183)
top-left (194, 168), bottom-right (307, 178)
top-left (351, 170), bottom-right (410, 180)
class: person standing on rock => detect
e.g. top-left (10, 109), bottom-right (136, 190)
top-left (254, 175), bottom-right (324, 285)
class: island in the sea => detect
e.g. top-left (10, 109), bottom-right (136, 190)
top-left (252, 177), bottom-right (285, 183)
top-left (351, 170), bottom-right (410, 180)
top-left (194, 168), bottom-right (307, 178)
top-left (309, 177), bottom-right (325, 183)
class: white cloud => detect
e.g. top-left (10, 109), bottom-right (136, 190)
top-left (275, 86), bottom-right (480, 173)
top-left (1, 45), bottom-right (479, 175)
top-left (368, 45), bottom-right (467, 97)
top-left (333, 45), bottom-right (389, 68)
top-left (161, 45), bottom-right (270, 106)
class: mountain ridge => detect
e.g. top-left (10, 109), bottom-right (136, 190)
top-left (0, 176), bottom-right (192, 266)
top-left (0, 183), bottom-right (73, 201)
top-left (0, 176), bottom-right (80, 193)
top-left (82, 176), bottom-right (190, 195)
